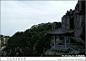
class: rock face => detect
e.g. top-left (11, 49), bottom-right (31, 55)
top-left (62, 14), bottom-right (71, 29)
top-left (61, 1), bottom-right (85, 38)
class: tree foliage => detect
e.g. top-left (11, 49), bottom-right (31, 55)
top-left (3, 22), bottom-right (61, 56)
top-left (3, 23), bottom-right (54, 56)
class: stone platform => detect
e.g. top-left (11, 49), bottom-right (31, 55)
top-left (51, 46), bottom-right (68, 51)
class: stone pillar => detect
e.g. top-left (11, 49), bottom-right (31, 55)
top-left (58, 36), bottom-right (60, 43)
top-left (54, 35), bottom-right (56, 47)
top-left (64, 36), bottom-right (66, 48)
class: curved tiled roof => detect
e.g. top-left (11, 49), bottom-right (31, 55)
top-left (47, 28), bottom-right (74, 35)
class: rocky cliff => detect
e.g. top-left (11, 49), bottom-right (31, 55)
top-left (0, 35), bottom-right (10, 46)
top-left (61, 0), bottom-right (85, 38)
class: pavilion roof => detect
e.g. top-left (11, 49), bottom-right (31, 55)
top-left (47, 28), bottom-right (74, 35)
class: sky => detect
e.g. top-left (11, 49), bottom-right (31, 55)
top-left (1, 0), bottom-right (78, 37)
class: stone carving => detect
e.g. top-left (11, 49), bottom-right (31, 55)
top-left (52, 22), bottom-right (56, 30)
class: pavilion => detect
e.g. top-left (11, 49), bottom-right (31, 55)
top-left (47, 27), bottom-right (74, 51)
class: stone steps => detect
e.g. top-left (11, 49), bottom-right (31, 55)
top-left (70, 37), bottom-right (85, 44)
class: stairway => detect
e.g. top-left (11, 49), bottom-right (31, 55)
top-left (70, 37), bottom-right (85, 44)
top-left (67, 45), bottom-right (79, 54)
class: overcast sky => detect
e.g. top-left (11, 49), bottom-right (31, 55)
top-left (1, 0), bottom-right (78, 36)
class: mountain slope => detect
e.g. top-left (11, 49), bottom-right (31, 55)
top-left (2, 22), bottom-right (61, 56)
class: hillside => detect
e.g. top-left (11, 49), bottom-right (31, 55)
top-left (1, 0), bottom-right (85, 57)
top-left (1, 22), bottom-right (61, 56)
